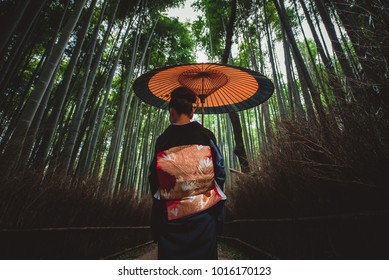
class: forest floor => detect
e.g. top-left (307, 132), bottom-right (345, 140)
top-left (114, 241), bottom-right (248, 260)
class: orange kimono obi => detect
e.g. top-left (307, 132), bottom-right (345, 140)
top-left (156, 144), bottom-right (225, 220)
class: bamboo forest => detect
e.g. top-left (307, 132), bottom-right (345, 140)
top-left (0, 0), bottom-right (388, 260)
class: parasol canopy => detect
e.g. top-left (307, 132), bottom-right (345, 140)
top-left (132, 63), bottom-right (274, 116)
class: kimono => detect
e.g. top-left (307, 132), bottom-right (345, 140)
top-left (149, 121), bottom-right (226, 260)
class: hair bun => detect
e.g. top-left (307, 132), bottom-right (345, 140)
top-left (171, 87), bottom-right (197, 104)
top-left (169, 87), bottom-right (197, 116)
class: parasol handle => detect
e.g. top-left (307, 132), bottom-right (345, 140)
top-left (200, 97), bottom-right (205, 126)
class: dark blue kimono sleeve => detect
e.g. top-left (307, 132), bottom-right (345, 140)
top-left (210, 139), bottom-right (226, 191)
top-left (210, 139), bottom-right (226, 235)
top-left (149, 141), bottom-right (162, 241)
top-left (149, 143), bottom-right (159, 196)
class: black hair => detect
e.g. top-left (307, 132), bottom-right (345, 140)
top-left (169, 87), bottom-right (197, 116)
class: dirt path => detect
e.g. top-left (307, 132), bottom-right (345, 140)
top-left (135, 246), bottom-right (158, 260)
top-left (134, 247), bottom-right (230, 260)
top-left (117, 242), bottom-right (247, 260)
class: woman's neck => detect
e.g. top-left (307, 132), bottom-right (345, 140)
top-left (169, 108), bottom-right (193, 125)
top-left (172, 115), bottom-right (191, 125)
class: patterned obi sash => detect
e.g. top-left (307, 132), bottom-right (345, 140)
top-left (156, 144), bottom-right (225, 220)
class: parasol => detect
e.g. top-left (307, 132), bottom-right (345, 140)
top-left (132, 63), bottom-right (274, 124)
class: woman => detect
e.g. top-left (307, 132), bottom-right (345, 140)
top-left (149, 86), bottom-right (226, 260)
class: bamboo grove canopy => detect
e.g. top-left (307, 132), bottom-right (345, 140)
top-left (132, 63), bottom-right (274, 116)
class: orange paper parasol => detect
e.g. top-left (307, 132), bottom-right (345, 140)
top-left (132, 63), bottom-right (274, 123)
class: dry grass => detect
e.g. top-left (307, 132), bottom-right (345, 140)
top-left (0, 175), bottom-right (153, 258)
top-left (0, 175), bottom-right (151, 229)
top-left (226, 109), bottom-right (389, 220)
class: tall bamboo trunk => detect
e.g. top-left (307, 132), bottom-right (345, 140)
top-left (222, 0), bottom-right (250, 173)
top-left (299, 0), bottom-right (346, 113)
top-left (0, 0), bottom-right (88, 180)
top-left (254, 9), bottom-right (273, 147)
top-left (328, 0), bottom-right (389, 113)
top-left (17, 1), bottom-right (72, 174)
top-left (274, 0), bottom-right (328, 133)
top-left (102, 4), bottom-right (145, 189)
top-left (0, 0), bottom-right (31, 55)
top-left (328, 0), bottom-right (384, 85)
top-left (34, 0), bottom-right (107, 174)
top-left (263, 0), bottom-right (286, 119)
top-left (0, 0), bottom-right (49, 96)
top-left (312, 0), bottom-right (357, 95)
top-left (78, 18), bottom-right (131, 178)
top-left (292, 0), bottom-right (334, 119)
top-left (59, 0), bottom-right (117, 175)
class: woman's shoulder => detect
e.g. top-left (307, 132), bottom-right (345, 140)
top-left (156, 121), bottom-right (216, 150)
top-left (195, 122), bottom-right (217, 143)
